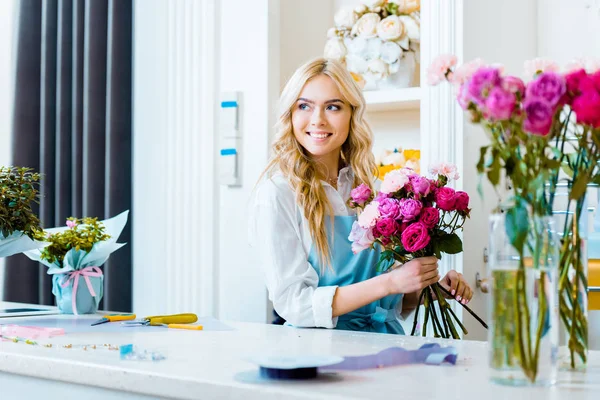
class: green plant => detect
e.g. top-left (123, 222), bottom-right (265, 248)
top-left (0, 166), bottom-right (44, 239)
top-left (39, 217), bottom-right (111, 265)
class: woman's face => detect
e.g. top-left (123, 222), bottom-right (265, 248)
top-left (292, 74), bottom-right (352, 161)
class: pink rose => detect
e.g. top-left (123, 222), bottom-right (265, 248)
top-left (435, 187), bottom-right (456, 211)
top-left (380, 169), bottom-right (409, 194)
top-left (375, 217), bottom-right (399, 237)
top-left (565, 69), bottom-right (588, 97)
top-left (350, 183), bottom-right (372, 205)
top-left (572, 90), bottom-right (600, 128)
top-left (401, 222), bottom-right (431, 253)
top-left (400, 199), bottom-right (423, 222)
top-left (429, 162), bottom-right (460, 181)
top-left (378, 198), bottom-right (402, 220)
top-left (419, 207), bottom-right (440, 229)
top-left (348, 221), bottom-right (375, 254)
top-left (454, 191), bottom-right (470, 211)
top-left (501, 76), bottom-right (526, 96)
top-left (523, 98), bottom-right (554, 136)
top-left (449, 58), bottom-right (486, 87)
top-left (467, 67), bottom-right (502, 107)
top-left (485, 87), bottom-right (516, 120)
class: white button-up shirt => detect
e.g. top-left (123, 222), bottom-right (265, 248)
top-left (248, 167), bottom-right (405, 329)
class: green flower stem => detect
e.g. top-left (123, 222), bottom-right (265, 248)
top-left (410, 288), bottom-right (427, 336)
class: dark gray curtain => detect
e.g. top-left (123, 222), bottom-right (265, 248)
top-left (4, 0), bottom-right (133, 312)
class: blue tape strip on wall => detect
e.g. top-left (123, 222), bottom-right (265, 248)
top-left (221, 101), bottom-right (238, 108)
top-left (220, 148), bottom-right (237, 156)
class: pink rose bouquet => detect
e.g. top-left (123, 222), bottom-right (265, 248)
top-left (348, 165), bottom-right (474, 339)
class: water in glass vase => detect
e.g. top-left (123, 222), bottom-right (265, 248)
top-left (487, 214), bottom-right (559, 386)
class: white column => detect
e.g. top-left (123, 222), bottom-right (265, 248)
top-left (132, 0), bottom-right (218, 316)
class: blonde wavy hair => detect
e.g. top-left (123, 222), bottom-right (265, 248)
top-left (259, 57), bottom-right (377, 271)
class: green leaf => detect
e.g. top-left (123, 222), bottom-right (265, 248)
top-left (592, 175), bottom-right (600, 185)
top-left (436, 233), bottom-right (463, 255)
top-left (569, 175), bottom-right (588, 201)
top-left (476, 146), bottom-right (489, 174)
top-left (505, 202), bottom-right (529, 253)
top-left (487, 150), bottom-right (501, 186)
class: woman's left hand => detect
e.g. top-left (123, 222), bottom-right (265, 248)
top-left (439, 270), bottom-right (473, 305)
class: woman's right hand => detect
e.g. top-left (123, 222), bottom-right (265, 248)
top-left (385, 256), bottom-right (440, 295)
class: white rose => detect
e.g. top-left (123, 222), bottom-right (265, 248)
top-left (398, 15), bottom-right (420, 41)
top-left (354, 5), bottom-right (368, 14)
top-left (366, 37), bottom-right (383, 60)
top-left (346, 54), bottom-right (368, 74)
top-left (396, 33), bottom-right (410, 51)
top-left (380, 41), bottom-right (403, 64)
top-left (334, 7), bottom-right (358, 29)
top-left (367, 58), bottom-right (389, 80)
top-left (346, 36), bottom-right (368, 56)
top-left (376, 16), bottom-right (404, 41)
top-left (389, 0), bottom-right (421, 14)
top-left (324, 38), bottom-right (347, 60)
top-left (351, 13), bottom-right (380, 38)
top-left (362, 0), bottom-right (384, 10)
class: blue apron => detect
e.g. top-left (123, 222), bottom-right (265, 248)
top-left (308, 215), bottom-right (405, 334)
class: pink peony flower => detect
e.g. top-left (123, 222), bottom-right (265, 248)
top-left (401, 222), bottom-right (431, 252)
top-left (449, 58), bottom-right (485, 86)
top-left (419, 207), bottom-right (440, 229)
top-left (525, 72), bottom-right (566, 107)
top-left (357, 201), bottom-right (380, 228)
top-left (435, 187), bottom-right (457, 211)
top-left (374, 191), bottom-right (392, 202)
top-left (380, 169), bottom-right (409, 194)
top-left (376, 217), bottom-right (399, 237)
top-left (524, 58), bottom-right (559, 78)
top-left (523, 98), bottom-right (554, 136)
top-left (565, 69), bottom-right (588, 97)
top-left (66, 220), bottom-right (77, 229)
top-left (485, 87), bottom-right (516, 120)
top-left (348, 221), bottom-right (376, 254)
top-left (409, 175), bottom-right (432, 197)
top-left (467, 67), bottom-right (502, 107)
top-left (572, 90), bottom-right (600, 128)
top-left (400, 198), bottom-right (423, 222)
top-left (454, 191), bottom-right (470, 212)
top-left (429, 162), bottom-right (460, 181)
top-left (427, 54), bottom-right (458, 86)
top-left (501, 76), bottom-right (526, 96)
top-left (350, 183), bottom-right (372, 205)
top-left (378, 198), bottom-right (403, 220)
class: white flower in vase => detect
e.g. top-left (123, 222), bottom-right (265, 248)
top-left (366, 37), bottom-right (383, 60)
top-left (354, 4), bottom-right (368, 14)
top-left (324, 38), bottom-right (347, 61)
top-left (346, 54), bottom-right (369, 74)
top-left (366, 58), bottom-right (389, 81)
top-left (380, 41), bottom-right (403, 64)
top-left (376, 15), bottom-right (405, 41)
top-left (395, 32), bottom-right (411, 51)
top-left (399, 15), bottom-right (420, 42)
top-left (334, 7), bottom-right (358, 29)
top-left (346, 36), bottom-right (368, 57)
top-left (327, 27), bottom-right (338, 39)
top-left (362, 0), bottom-right (384, 10)
top-left (351, 13), bottom-right (380, 38)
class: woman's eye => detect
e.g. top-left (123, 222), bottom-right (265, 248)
top-left (326, 104), bottom-right (340, 111)
top-left (298, 103), bottom-right (310, 111)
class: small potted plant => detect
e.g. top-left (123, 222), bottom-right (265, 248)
top-left (24, 210), bottom-right (129, 315)
top-left (0, 166), bottom-right (48, 257)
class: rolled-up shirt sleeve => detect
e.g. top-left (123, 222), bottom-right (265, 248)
top-left (249, 180), bottom-right (338, 328)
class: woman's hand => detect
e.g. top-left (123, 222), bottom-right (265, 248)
top-left (386, 257), bottom-right (439, 295)
top-left (438, 270), bottom-right (473, 305)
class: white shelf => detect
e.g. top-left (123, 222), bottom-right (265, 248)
top-left (363, 87), bottom-right (421, 112)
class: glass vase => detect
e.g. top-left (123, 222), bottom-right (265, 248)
top-left (553, 188), bottom-right (589, 371)
top-left (487, 213), bottom-right (559, 386)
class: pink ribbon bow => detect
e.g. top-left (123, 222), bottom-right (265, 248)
top-left (60, 266), bottom-right (103, 315)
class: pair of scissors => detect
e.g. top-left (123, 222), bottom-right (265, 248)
top-left (91, 313), bottom-right (136, 326)
top-left (122, 313), bottom-right (202, 330)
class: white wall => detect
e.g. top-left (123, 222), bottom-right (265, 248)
top-left (217, 0), bottom-right (274, 322)
top-left (0, 0), bottom-right (16, 302)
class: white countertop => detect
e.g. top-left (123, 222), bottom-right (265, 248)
top-left (0, 302), bottom-right (599, 400)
